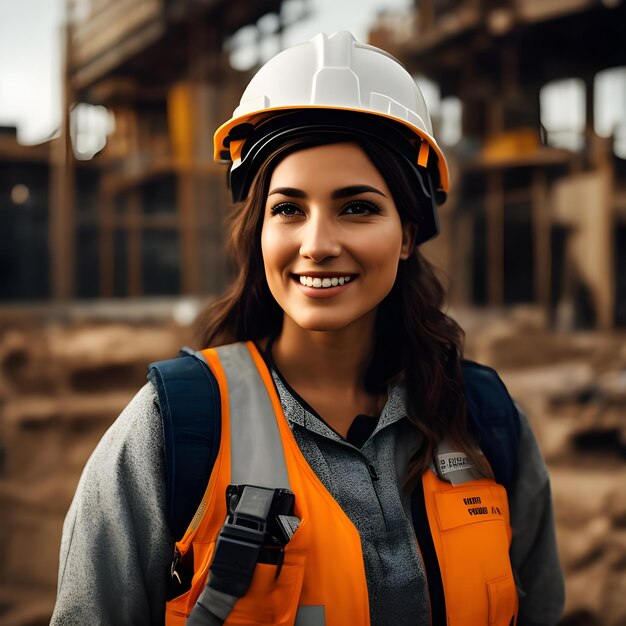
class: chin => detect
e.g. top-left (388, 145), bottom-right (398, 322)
top-left (290, 316), bottom-right (349, 332)
top-left (285, 308), bottom-right (372, 333)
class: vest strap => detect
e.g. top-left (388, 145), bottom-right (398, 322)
top-left (187, 344), bottom-right (298, 625)
top-left (186, 587), bottom-right (232, 626)
top-left (217, 344), bottom-right (290, 488)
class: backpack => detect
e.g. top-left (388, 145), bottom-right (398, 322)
top-left (148, 349), bottom-right (521, 541)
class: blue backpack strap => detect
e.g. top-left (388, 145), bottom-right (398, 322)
top-left (461, 359), bottom-right (521, 491)
top-left (147, 348), bottom-right (221, 540)
top-left (147, 351), bottom-right (518, 537)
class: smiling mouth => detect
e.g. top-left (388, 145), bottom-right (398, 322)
top-left (292, 274), bottom-right (355, 289)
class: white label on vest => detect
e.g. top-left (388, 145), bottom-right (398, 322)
top-left (437, 452), bottom-right (475, 475)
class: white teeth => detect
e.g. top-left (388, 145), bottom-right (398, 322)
top-left (297, 275), bottom-right (353, 289)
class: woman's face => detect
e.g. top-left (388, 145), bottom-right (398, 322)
top-left (261, 142), bottom-right (412, 333)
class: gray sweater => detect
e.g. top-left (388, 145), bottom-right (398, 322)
top-left (51, 374), bottom-right (564, 626)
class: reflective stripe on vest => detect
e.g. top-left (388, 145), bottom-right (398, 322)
top-left (165, 342), bottom-right (518, 626)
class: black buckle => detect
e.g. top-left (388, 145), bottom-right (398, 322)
top-left (208, 485), bottom-right (273, 597)
top-left (208, 485), bottom-right (298, 597)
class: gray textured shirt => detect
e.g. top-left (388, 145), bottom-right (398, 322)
top-left (273, 371), bottom-right (430, 626)
top-left (51, 374), bottom-right (564, 626)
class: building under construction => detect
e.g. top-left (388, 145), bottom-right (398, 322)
top-left (2, 0), bottom-right (304, 303)
top-left (1, 3), bottom-right (626, 626)
top-left (1, 0), bottom-right (625, 330)
top-left (0, 127), bottom-right (53, 299)
top-left (372, 0), bottom-right (626, 329)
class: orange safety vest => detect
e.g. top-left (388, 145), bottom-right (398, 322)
top-left (165, 342), bottom-right (518, 626)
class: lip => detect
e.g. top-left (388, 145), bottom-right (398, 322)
top-left (291, 271), bottom-right (357, 279)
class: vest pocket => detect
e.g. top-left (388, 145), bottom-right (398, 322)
top-left (166, 540), bottom-right (307, 625)
top-left (487, 575), bottom-right (517, 626)
top-left (225, 517), bottom-right (309, 626)
top-left (226, 552), bottom-right (306, 626)
top-left (167, 521), bottom-right (309, 625)
top-left (429, 481), bottom-right (518, 625)
top-left (434, 484), bottom-right (510, 532)
top-left (226, 560), bottom-right (305, 625)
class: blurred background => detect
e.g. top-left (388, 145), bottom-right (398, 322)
top-left (1, 0), bottom-right (625, 624)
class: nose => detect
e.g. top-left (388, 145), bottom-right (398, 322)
top-left (299, 212), bottom-right (342, 263)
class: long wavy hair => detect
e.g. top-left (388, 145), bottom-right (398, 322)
top-left (197, 132), bottom-right (492, 489)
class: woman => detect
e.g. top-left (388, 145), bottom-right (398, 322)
top-left (52, 32), bottom-right (564, 626)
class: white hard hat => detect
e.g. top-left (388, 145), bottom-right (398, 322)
top-left (214, 31), bottom-right (449, 243)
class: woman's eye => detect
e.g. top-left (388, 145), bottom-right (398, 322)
top-left (270, 203), bottom-right (302, 217)
top-left (341, 201), bottom-right (381, 215)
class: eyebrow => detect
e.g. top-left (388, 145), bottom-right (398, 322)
top-left (268, 185), bottom-right (387, 199)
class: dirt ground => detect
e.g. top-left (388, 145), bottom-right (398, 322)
top-left (0, 302), bottom-right (624, 626)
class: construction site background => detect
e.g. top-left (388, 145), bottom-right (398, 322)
top-left (1, 1), bottom-right (625, 625)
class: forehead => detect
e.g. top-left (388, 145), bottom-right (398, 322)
top-left (268, 142), bottom-right (389, 193)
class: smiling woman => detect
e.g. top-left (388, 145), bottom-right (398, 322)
top-left (52, 32), bottom-right (564, 626)
top-left (261, 143), bottom-right (411, 336)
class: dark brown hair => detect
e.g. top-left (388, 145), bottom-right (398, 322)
top-left (197, 133), bottom-right (492, 488)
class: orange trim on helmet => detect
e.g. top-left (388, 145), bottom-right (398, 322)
top-left (418, 141), bottom-right (430, 168)
top-left (213, 105), bottom-right (450, 193)
top-left (229, 138), bottom-right (246, 163)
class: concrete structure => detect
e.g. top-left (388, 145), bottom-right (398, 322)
top-left (372, 0), bottom-right (626, 329)
top-left (50, 0), bottom-right (296, 300)
top-left (0, 127), bottom-right (51, 301)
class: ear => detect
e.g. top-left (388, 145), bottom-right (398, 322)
top-left (400, 223), bottom-right (417, 260)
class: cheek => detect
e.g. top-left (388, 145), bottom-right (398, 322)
top-left (260, 223), bottom-right (275, 267)
top-left (261, 224), bottom-right (290, 280)
top-left (360, 225), bottom-right (405, 271)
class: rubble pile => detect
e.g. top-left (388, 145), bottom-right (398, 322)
top-left (0, 307), bottom-right (624, 625)
top-left (461, 308), bottom-right (626, 626)
top-left (0, 317), bottom-right (191, 626)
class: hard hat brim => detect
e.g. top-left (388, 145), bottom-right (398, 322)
top-left (213, 105), bottom-right (450, 194)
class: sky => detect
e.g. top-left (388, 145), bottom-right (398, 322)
top-left (0, 0), bottom-right (410, 145)
top-left (0, 0), bottom-right (623, 154)
top-left (0, 0), bottom-right (63, 144)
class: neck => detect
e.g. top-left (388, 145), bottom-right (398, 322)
top-left (272, 315), bottom-right (376, 395)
